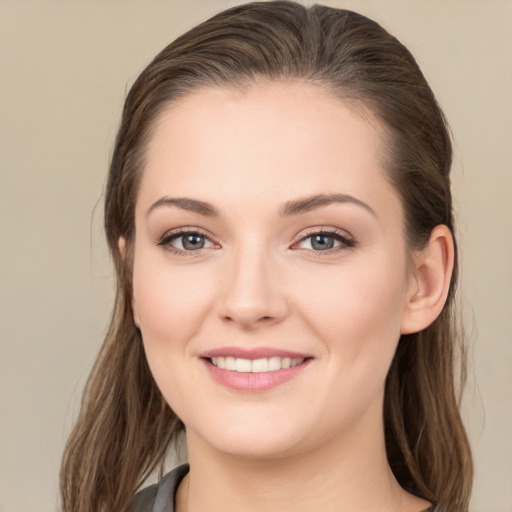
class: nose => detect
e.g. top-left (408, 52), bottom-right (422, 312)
top-left (217, 245), bottom-right (288, 330)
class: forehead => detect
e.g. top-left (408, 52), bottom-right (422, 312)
top-left (138, 81), bottom-right (399, 220)
top-left (147, 81), bottom-right (384, 162)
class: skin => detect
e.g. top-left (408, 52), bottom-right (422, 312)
top-left (128, 82), bottom-right (452, 511)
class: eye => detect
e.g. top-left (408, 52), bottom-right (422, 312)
top-left (156, 229), bottom-right (217, 253)
top-left (293, 230), bottom-right (355, 252)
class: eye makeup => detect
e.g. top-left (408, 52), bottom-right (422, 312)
top-left (292, 227), bottom-right (356, 253)
top-left (154, 224), bottom-right (356, 258)
top-left (155, 227), bottom-right (219, 256)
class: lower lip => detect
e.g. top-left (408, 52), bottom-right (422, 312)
top-left (202, 359), bottom-right (312, 392)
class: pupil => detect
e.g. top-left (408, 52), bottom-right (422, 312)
top-left (183, 234), bottom-right (205, 250)
top-left (312, 235), bottom-right (334, 250)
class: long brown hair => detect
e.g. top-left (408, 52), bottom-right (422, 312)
top-left (60, 2), bottom-right (472, 511)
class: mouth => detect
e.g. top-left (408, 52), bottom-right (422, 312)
top-left (209, 356), bottom-right (306, 373)
top-left (200, 348), bottom-right (312, 391)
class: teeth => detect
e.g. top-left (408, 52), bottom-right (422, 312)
top-left (252, 358), bottom-right (268, 373)
top-left (268, 356), bottom-right (281, 371)
top-left (210, 356), bottom-right (305, 373)
top-left (235, 358), bottom-right (252, 372)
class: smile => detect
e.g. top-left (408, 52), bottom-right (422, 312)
top-left (202, 349), bottom-right (312, 392)
top-left (211, 356), bottom-right (305, 373)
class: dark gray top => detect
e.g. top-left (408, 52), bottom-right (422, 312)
top-left (130, 463), bottom-right (189, 512)
top-left (130, 463), bottom-right (437, 512)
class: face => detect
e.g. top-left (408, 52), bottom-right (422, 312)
top-left (131, 82), bottom-right (416, 459)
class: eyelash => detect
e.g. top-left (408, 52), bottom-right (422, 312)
top-left (156, 228), bottom-right (217, 256)
top-left (156, 227), bottom-right (356, 256)
top-left (291, 228), bottom-right (356, 254)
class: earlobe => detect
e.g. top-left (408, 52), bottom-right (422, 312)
top-left (401, 225), bottom-right (454, 334)
top-left (118, 237), bottom-right (141, 328)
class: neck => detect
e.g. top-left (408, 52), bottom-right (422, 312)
top-left (179, 410), bottom-right (429, 512)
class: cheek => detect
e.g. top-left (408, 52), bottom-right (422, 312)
top-left (292, 257), bottom-right (409, 432)
top-left (131, 252), bottom-right (217, 354)
top-left (297, 253), bottom-right (408, 366)
top-left (131, 252), bottom-right (220, 413)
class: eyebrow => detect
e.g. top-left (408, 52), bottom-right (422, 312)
top-left (146, 192), bottom-right (376, 218)
top-left (280, 193), bottom-right (376, 217)
top-left (146, 197), bottom-right (219, 217)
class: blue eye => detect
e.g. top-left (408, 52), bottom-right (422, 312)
top-left (295, 231), bottom-right (355, 251)
top-left (310, 234), bottom-right (336, 250)
top-left (179, 233), bottom-right (207, 250)
top-left (157, 230), bottom-right (215, 252)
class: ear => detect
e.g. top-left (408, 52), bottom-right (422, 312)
top-left (118, 237), bottom-right (140, 328)
top-left (401, 225), bottom-right (454, 334)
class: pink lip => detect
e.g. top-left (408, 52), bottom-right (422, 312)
top-left (200, 347), bottom-right (313, 392)
top-left (200, 346), bottom-right (310, 360)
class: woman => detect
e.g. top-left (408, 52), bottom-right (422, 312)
top-left (60, 2), bottom-right (472, 511)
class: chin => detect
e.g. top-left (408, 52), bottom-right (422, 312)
top-left (187, 418), bottom-right (310, 461)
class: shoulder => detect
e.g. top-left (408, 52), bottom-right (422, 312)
top-left (130, 463), bottom-right (189, 512)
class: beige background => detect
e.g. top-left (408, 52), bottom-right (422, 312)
top-left (0, 1), bottom-right (510, 511)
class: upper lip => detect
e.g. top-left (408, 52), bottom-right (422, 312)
top-left (200, 346), bottom-right (312, 360)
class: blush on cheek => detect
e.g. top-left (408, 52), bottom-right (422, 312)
top-left (304, 267), bottom-right (405, 369)
top-left (132, 257), bottom-right (217, 354)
